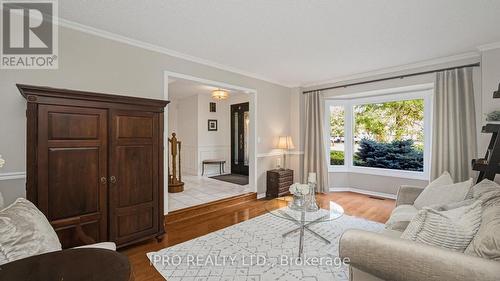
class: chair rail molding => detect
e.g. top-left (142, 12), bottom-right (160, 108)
top-left (0, 172), bottom-right (26, 181)
top-left (257, 150), bottom-right (304, 158)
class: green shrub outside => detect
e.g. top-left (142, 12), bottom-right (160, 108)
top-left (330, 150), bottom-right (344, 165)
top-left (354, 139), bottom-right (423, 171)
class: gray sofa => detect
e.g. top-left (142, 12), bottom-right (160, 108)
top-left (339, 185), bottom-right (500, 281)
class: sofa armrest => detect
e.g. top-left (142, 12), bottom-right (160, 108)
top-left (339, 230), bottom-right (500, 281)
top-left (395, 185), bottom-right (424, 206)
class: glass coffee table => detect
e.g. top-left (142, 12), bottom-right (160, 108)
top-left (265, 196), bottom-right (344, 258)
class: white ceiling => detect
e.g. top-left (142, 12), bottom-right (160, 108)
top-left (59, 0), bottom-right (500, 87)
top-left (168, 77), bottom-right (246, 101)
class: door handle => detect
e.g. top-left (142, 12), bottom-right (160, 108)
top-left (100, 177), bottom-right (107, 184)
top-left (110, 176), bottom-right (117, 184)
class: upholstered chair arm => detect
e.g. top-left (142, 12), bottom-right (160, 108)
top-left (395, 185), bottom-right (424, 206)
top-left (339, 230), bottom-right (500, 281)
top-left (73, 242), bottom-right (116, 251)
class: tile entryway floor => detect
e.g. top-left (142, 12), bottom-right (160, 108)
top-left (167, 175), bottom-right (252, 212)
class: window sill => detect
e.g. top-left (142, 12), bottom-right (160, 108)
top-left (328, 166), bottom-right (429, 180)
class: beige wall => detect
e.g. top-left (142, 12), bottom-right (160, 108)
top-left (480, 47), bottom-right (500, 182)
top-left (0, 26), bottom-right (293, 205)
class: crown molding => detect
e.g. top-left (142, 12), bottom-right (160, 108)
top-left (477, 41), bottom-right (500, 52)
top-left (301, 51), bottom-right (480, 89)
top-left (57, 18), bottom-right (293, 88)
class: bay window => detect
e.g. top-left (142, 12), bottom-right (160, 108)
top-left (325, 85), bottom-right (433, 180)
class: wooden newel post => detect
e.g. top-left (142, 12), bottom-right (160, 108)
top-left (168, 133), bottom-right (184, 193)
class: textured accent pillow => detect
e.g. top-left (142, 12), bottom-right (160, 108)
top-left (464, 204), bottom-right (500, 260)
top-left (0, 198), bottom-right (61, 265)
top-left (464, 191), bottom-right (500, 260)
top-left (414, 177), bottom-right (472, 210)
top-left (468, 179), bottom-right (500, 199)
top-left (401, 199), bottom-right (482, 252)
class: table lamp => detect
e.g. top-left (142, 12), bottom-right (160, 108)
top-left (276, 136), bottom-right (295, 169)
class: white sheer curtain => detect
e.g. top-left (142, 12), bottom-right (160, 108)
top-left (303, 91), bottom-right (329, 192)
top-left (431, 67), bottom-right (477, 182)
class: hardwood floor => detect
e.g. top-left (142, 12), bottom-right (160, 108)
top-left (120, 192), bottom-right (395, 281)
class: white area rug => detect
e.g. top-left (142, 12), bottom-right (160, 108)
top-left (148, 212), bottom-right (384, 281)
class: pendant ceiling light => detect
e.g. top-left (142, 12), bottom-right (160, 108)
top-left (211, 89), bottom-right (229, 100)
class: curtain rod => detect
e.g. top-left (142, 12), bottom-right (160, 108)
top-left (302, 62), bottom-right (480, 94)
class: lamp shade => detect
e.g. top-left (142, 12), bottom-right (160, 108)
top-left (276, 136), bottom-right (295, 150)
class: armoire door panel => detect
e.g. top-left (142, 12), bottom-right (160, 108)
top-left (48, 147), bottom-right (100, 220)
top-left (116, 205), bottom-right (154, 238)
top-left (109, 110), bottom-right (159, 244)
top-left (115, 146), bottom-right (154, 206)
top-left (37, 105), bottom-right (108, 245)
top-left (48, 112), bottom-right (100, 140)
top-left (116, 115), bottom-right (153, 139)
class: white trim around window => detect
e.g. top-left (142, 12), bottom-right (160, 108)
top-left (324, 84), bottom-right (433, 180)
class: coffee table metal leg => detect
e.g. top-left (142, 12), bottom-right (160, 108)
top-left (278, 210), bottom-right (332, 252)
top-left (298, 211), bottom-right (305, 259)
top-left (282, 215), bottom-right (328, 236)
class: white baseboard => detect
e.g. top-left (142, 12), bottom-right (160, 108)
top-left (257, 193), bottom-right (266, 199)
top-left (329, 187), bottom-right (397, 200)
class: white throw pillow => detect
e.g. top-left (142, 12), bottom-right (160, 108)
top-left (414, 174), bottom-right (472, 209)
top-left (0, 198), bottom-right (61, 265)
top-left (401, 199), bottom-right (482, 252)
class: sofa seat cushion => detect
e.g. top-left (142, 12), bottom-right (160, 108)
top-left (401, 199), bottom-right (482, 252)
top-left (0, 198), bottom-right (61, 265)
top-left (385, 204), bottom-right (418, 232)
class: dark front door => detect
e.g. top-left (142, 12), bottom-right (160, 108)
top-left (231, 102), bottom-right (249, 175)
top-left (108, 110), bottom-right (159, 246)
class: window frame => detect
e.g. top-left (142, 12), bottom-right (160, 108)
top-left (324, 85), bottom-right (433, 180)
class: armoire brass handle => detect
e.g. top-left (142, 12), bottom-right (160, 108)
top-left (110, 176), bottom-right (117, 184)
top-left (100, 177), bottom-right (107, 184)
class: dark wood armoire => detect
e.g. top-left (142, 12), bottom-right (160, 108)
top-left (18, 84), bottom-right (169, 249)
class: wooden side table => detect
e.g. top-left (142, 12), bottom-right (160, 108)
top-left (0, 248), bottom-right (133, 281)
top-left (266, 169), bottom-right (294, 198)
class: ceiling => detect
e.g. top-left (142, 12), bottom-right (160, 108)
top-left (59, 0), bottom-right (500, 87)
top-left (168, 77), bottom-right (246, 101)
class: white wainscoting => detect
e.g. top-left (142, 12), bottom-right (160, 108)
top-left (198, 145), bottom-right (231, 176)
top-left (178, 145), bottom-right (198, 176)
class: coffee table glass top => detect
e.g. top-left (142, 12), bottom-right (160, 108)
top-left (265, 195), bottom-right (344, 223)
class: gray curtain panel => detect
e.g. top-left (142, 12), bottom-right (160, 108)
top-left (431, 67), bottom-right (477, 182)
top-left (303, 91), bottom-right (329, 192)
